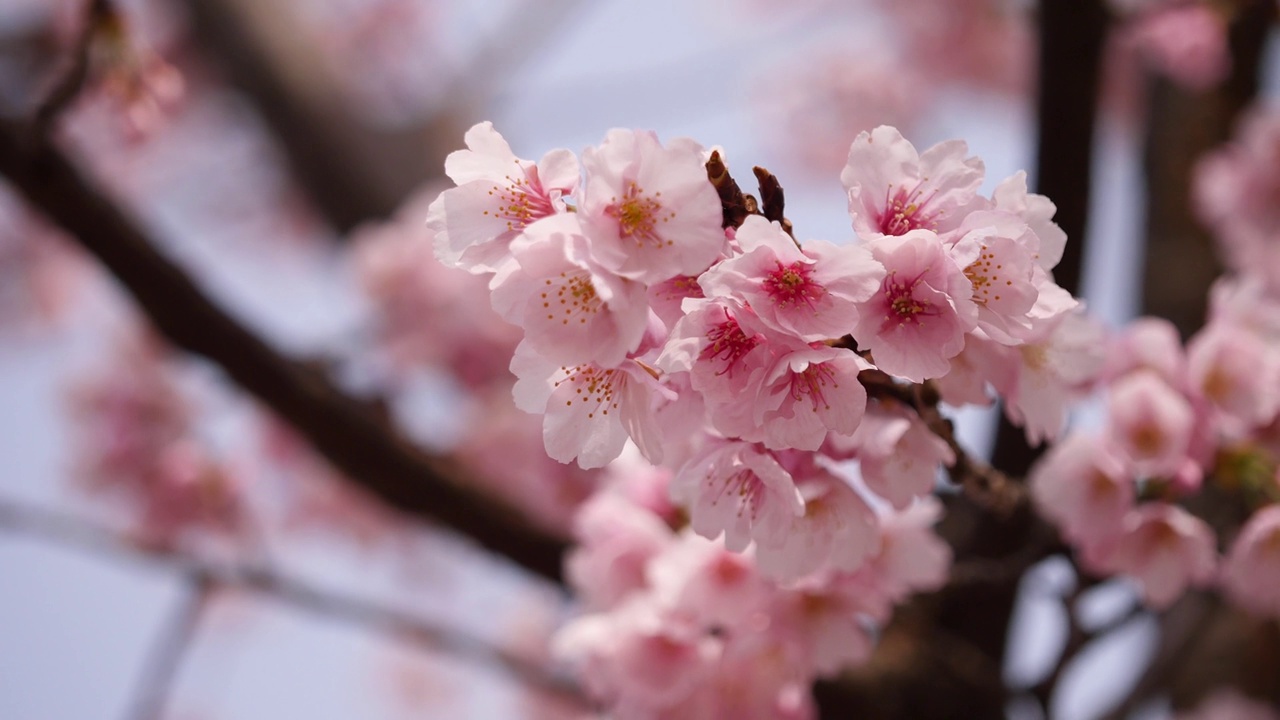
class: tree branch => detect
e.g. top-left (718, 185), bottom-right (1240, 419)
top-left (122, 577), bottom-right (210, 720)
top-left (0, 122), bottom-right (569, 582)
top-left (0, 498), bottom-right (583, 705)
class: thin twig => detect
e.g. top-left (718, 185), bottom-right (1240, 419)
top-left (122, 578), bottom-right (211, 720)
top-left (0, 498), bottom-right (584, 706)
top-left (860, 368), bottom-right (1025, 515)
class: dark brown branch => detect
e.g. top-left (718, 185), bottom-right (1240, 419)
top-left (0, 499), bottom-right (582, 704)
top-left (0, 122), bottom-right (569, 582)
top-left (990, 0), bottom-right (1110, 481)
top-left (1100, 594), bottom-right (1221, 720)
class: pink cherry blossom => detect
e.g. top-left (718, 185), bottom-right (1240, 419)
top-left (770, 582), bottom-right (876, 676)
top-left (852, 498), bottom-right (953, 613)
top-left (1030, 433), bottom-right (1135, 546)
top-left (1104, 316), bottom-right (1187, 388)
top-left (656, 299), bottom-right (773, 408)
top-left (841, 125), bottom-right (986, 241)
top-left (1084, 502), bottom-right (1217, 609)
top-left (1194, 106), bottom-right (1280, 286)
top-left (490, 213), bottom-right (649, 368)
top-left (566, 492), bottom-right (674, 609)
top-left (1106, 369), bottom-right (1196, 479)
top-left (1220, 504), bottom-right (1280, 619)
top-left (997, 309), bottom-right (1108, 444)
top-left (747, 345), bottom-right (872, 452)
top-left (828, 402), bottom-right (954, 509)
top-left (698, 215), bottom-right (884, 342)
top-left (554, 600), bottom-right (721, 714)
top-left (671, 441), bottom-right (805, 554)
top-left (1126, 3), bottom-right (1231, 92)
top-left (677, 637), bottom-right (815, 720)
top-left (991, 171), bottom-right (1068, 272)
top-left (510, 342), bottom-right (673, 469)
top-left (1187, 319), bottom-right (1280, 433)
top-left (853, 228), bottom-right (978, 382)
top-left (647, 532), bottom-right (770, 627)
top-left (949, 210), bottom-right (1049, 344)
top-left (579, 129), bottom-right (726, 283)
top-left (428, 121), bottom-right (577, 273)
top-left (752, 467), bottom-right (881, 583)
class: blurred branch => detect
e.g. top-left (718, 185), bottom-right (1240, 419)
top-left (178, 0), bottom-right (588, 234)
top-left (122, 578), bottom-right (211, 720)
top-left (0, 499), bottom-right (583, 706)
top-left (0, 122), bottom-right (570, 582)
top-left (179, 0), bottom-right (462, 233)
top-left (1030, 582), bottom-right (1146, 713)
top-left (32, 0), bottom-right (110, 138)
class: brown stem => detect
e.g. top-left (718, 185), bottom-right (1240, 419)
top-left (0, 122), bottom-right (569, 582)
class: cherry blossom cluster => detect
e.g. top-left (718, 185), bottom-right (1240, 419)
top-left (1194, 103), bottom-right (1280, 287)
top-left (1027, 101), bottom-right (1280, 618)
top-left (68, 331), bottom-right (244, 544)
top-left (426, 121), bottom-right (1094, 712)
top-left (555, 455), bottom-right (949, 719)
top-left (1032, 281), bottom-right (1280, 614)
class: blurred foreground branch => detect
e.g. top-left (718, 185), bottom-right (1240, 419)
top-left (0, 123), bottom-right (570, 582)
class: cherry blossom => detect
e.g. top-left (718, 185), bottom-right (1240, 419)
top-left (852, 228), bottom-right (978, 382)
top-left (1030, 434), bottom-right (1135, 546)
top-left (1083, 502), bottom-right (1217, 609)
top-left (752, 466), bottom-right (880, 583)
top-left (1106, 369), bottom-right (1196, 479)
top-left (828, 402), bottom-right (954, 509)
top-left (490, 213), bottom-right (649, 368)
top-left (578, 129), bottom-right (726, 283)
top-left (698, 215), bottom-right (884, 342)
top-left (1125, 2), bottom-right (1230, 92)
top-left (990, 171), bottom-right (1068, 273)
top-left (566, 492), bottom-right (675, 609)
top-left (428, 121), bottom-right (577, 273)
top-left (841, 125), bottom-right (986, 242)
top-left (1220, 504), bottom-right (1280, 619)
top-left (671, 441), bottom-right (805, 554)
top-left (510, 342), bottom-right (673, 469)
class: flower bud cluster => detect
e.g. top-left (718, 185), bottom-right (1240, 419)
top-left (1032, 284), bottom-right (1280, 613)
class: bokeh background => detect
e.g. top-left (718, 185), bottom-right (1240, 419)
top-left (1, 1), bottom-right (1278, 718)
